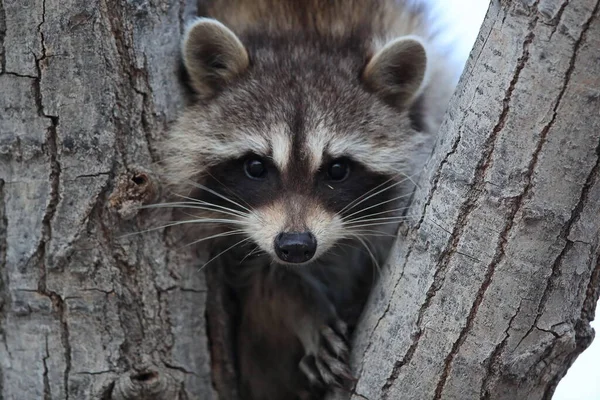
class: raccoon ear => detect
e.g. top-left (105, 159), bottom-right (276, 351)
top-left (363, 36), bottom-right (428, 107)
top-left (182, 18), bottom-right (249, 97)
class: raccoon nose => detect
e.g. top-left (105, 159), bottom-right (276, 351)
top-left (274, 232), bottom-right (317, 263)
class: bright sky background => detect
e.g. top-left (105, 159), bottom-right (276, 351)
top-left (429, 1), bottom-right (600, 399)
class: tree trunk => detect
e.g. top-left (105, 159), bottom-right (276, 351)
top-left (2, 0), bottom-right (599, 400)
top-left (0, 0), bottom-right (217, 398)
top-left (343, 0), bottom-right (600, 399)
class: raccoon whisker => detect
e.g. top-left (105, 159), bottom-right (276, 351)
top-left (345, 215), bottom-right (413, 226)
top-left (340, 173), bottom-right (417, 216)
top-left (332, 241), bottom-right (363, 254)
top-left (342, 193), bottom-right (411, 222)
top-left (339, 172), bottom-right (415, 215)
top-left (338, 171), bottom-right (418, 215)
top-left (180, 210), bottom-right (250, 225)
top-left (341, 200), bottom-right (412, 222)
top-left (239, 246), bottom-right (264, 264)
top-left (118, 218), bottom-right (249, 238)
top-left (185, 181), bottom-right (254, 214)
top-left (173, 193), bottom-right (251, 217)
top-left (174, 192), bottom-right (262, 223)
top-left (344, 219), bottom-right (414, 230)
top-left (344, 210), bottom-right (407, 226)
top-left (329, 248), bottom-right (344, 258)
top-left (353, 233), bottom-right (397, 238)
top-left (338, 176), bottom-right (396, 215)
top-left (199, 237), bottom-right (252, 272)
top-left (140, 202), bottom-right (249, 219)
top-left (181, 211), bottom-right (248, 225)
top-left (388, 168), bottom-right (421, 190)
top-left (205, 171), bottom-right (253, 210)
top-left (345, 230), bottom-right (398, 238)
top-left (328, 242), bottom-right (362, 260)
top-left (177, 229), bottom-right (245, 250)
top-left (350, 234), bottom-right (381, 274)
top-left (346, 228), bottom-right (389, 233)
top-left (342, 206), bottom-right (410, 224)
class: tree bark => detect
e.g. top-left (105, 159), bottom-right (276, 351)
top-left (2, 0), bottom-right (600, 399)
top-left (0, 0), bottom-right (217, 398)
top-left (343, 0), bottom-right (600, 399)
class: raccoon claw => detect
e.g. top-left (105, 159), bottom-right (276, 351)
top-left (300, 323), bottom-right (354, 390)
top-left (322, 324), bottom-right (349, 359)
top-left (300, 355), bottom-right (324, 388)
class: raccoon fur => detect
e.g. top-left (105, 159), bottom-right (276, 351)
top-left (160, 1), bottom-right (458, 399)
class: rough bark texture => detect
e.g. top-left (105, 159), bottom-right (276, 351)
top-left (2, 0), bottom-right (600, 399)
top-left (341, 0), bottom-right (600, 399)
top-left (0, 0), bottom-right (217, 399)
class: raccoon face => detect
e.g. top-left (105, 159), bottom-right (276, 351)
top-left (162, 18), bottom-right (431, 265)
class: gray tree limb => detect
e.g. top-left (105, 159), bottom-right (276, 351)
top-left (0, 0), bottom-right (216, 398)
top-left (343, 0), bottom-right (600, 399)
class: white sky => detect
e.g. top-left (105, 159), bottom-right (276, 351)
top-left (553, 317), bottom-right (600, 400)
top-left (430, 1), bottom-right (600, 399)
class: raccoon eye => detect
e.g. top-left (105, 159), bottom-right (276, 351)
top-left (244, 158), bottom-right (267, 180)
top-left (327, 159), bottom-right (350, 181)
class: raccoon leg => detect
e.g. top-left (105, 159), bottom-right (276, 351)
top-left (276, 270), bottom-right (355, 391)
top-left (237, 267), bottom-right (354, 399)
top-left (297, 318), bottom-right (354, 390)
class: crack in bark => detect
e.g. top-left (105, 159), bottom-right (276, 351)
top-left (369, 7), bottom-right (540, 396)
top-left (29, 1), bottom-right (72, 397)
top-left (2, 71), bottom-right (37, 79)
top-left (178, 0), bottom-right (186, 34)
top-left (46, 292), bottom-right (72, 400)
top-left (357, 133), bottom-right (464, 387)
top-left (350, 213), bottom-right (418, 390)
top-left (0, 0), bottom-right (5, 73)
top-left (527, 0), bottom-right (600, 335)
top-left (354, 238), bottom-right (413, 391)
top-left (540, 132), bottom-right (600, 399)
top-left (437, 2), bottom-right (600, 397)
top-left (480, 298), bottom-right (525, 399)
top-left (548, 0), bottom-right (570, 38)
top-left (30, 0), bottom-right (61, 279)
top-left (136, 54), bottom-right (159, 162)
top-left (581, 249), bottom-right (600, 324)
top-left (71, 172), bottom-right (111, 180)
top-left (4, 1), bottom-right (205, 398)
top-left (75, 370), bottom-right (115, 376)
top-left (81, 287), bottom-right (115, 295)
top-left (96, 2), bottom-right (169, 374)
top-left (0, 179), bottom-right (8, 399)
top-left (95, 212), bottom-right (138, 373)
top-left (379, 326), bottom-right (421, 399)
top-left (430, 17), bottom-right (540, 400)
top-left (102, 0), bottom-right (158, 164)
top-left (163, 362), bottom-right (199, 376)
top-left (532, 340), bottom-right (564, 395)
top-left (480, 0), bottom-right (598, 393)
top-left (100, 0), bottom-right (134, 169)
top-left (509, 4), bottom-right (600, 393)
top-left (534, 326), bottom-right (561, 338)
top-left (43, 335), bottom-right (52, 400)
top-left (468, 11), bottom-right (497, 78)
top-left (416, 129), bottom-right (462, 229)
top-left (353, 392), bottom-right (371, 400)
top-left (155, 287), bottom-right (172, 364)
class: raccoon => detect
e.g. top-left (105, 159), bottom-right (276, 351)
top-left (160, 1), bottom-right (458, 399)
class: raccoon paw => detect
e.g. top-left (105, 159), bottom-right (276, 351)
top-left (299, 321), bottom-right (354, 390)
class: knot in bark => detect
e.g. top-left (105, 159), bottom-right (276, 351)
top-left (111, 367), bottom-right (180, 400)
